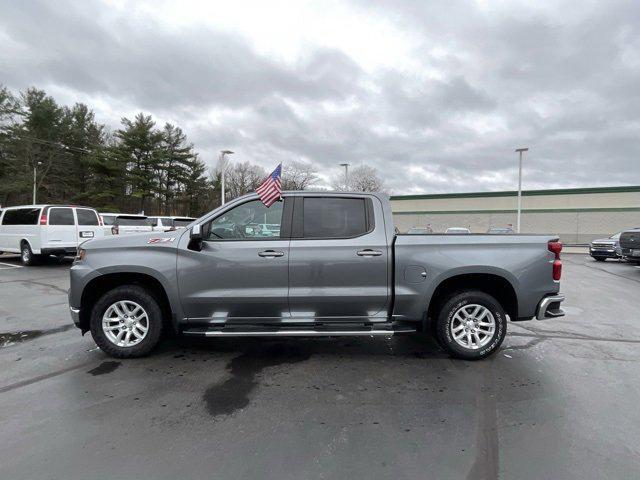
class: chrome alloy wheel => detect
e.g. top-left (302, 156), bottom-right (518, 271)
top-left (450, 304), bottom-right (496, 350)
top-left (102, 300), bottom-right (149, 348)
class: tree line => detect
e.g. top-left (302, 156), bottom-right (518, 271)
top-left (0, 86), bottom-right (214, 216)
top-left (0, 85), bottom-right (385, 216)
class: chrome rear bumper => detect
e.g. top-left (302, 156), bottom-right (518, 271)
top-left (536, 295), bottom-right (565, 320)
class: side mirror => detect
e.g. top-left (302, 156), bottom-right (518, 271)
top-left (190, 223), bottom-right (202, 240)
top-left (188, 224), bottom-right (203, 251)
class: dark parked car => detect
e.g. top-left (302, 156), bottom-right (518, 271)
top-left (589, 232), bottom-right (622, 261)
top-left (619, 228), bottom-right (640, 263)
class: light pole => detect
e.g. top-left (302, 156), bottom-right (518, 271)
top-left (32, 161), bottom-right (42, 205)
top-left (339, 163), bottom-right (350, 190)
top-left (219, 150), bottom-right (234, 205)
top-left (515, 148), bottom-right (528, 233)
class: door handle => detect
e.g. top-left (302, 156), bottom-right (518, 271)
top-left (258, 250), bottom-right (284, 258)
top-left (357, 249), bottom-right (382, 257)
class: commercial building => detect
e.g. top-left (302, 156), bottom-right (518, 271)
top-left (390, 185), bottom-right (640, 244)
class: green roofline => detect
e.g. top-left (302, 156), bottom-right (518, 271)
top-left (390, 185), bottom-right (640, 201)
top-left (393, 207), bottom-right (640, 215)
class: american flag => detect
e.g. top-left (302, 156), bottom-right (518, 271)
top-left (256, 163), bottom-right (282, 207)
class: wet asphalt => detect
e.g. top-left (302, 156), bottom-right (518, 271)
top-left (0, 253), bottom-right (639, 479)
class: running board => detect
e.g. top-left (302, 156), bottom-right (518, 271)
top-left (182, 325), bottom-right (416, 338)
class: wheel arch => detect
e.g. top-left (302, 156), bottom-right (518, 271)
top-left (79, 272), bottom-right (175, 334)
top-left (426, 272), bottom-right (518, 325)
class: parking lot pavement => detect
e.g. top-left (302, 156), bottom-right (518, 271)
top-left (0, 254), bottom-right (639, 479)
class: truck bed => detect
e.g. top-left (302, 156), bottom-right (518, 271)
top-left (392, 233), bottom-right (561, 322)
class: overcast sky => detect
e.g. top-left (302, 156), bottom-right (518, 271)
top-left (2, 0), bottom-right (639, 194)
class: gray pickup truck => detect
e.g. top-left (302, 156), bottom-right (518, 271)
top-left (69, 191), bottom-right (565, 360)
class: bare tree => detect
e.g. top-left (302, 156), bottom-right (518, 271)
top-left (224, 161), bottom-right (266, 200)
top-left (331, 165), bottom-right (385, 192)
top-left (281, 160), bottom-right (318, 190)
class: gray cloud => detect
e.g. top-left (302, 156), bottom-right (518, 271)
top-left (1, 0), bottom-right (639, 193)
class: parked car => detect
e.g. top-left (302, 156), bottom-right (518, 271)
top-left (109, 215), bottom-right (153, 235)
top-left (487, 227), bottom-right (514, 234)
top-left (0, 204), bottom-right (104, 265)
top-left (445, 227), bottom-right (471, 234)
top-left (407, 227), bottom-right (432, 234)
top-left (148, 216), bottom-right (196, 232)
top-left (589, 232), bottom-right (623, 261)
top-left (619, 228), bottom-right (640, 264)
top-left (70, 191), bottom-right (564, 360)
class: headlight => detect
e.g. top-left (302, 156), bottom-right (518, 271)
top-left (76, 248), bottom-right (86, 261)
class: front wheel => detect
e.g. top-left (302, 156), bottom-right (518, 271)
top-left (90, 285), bottom-right (163, 358)
top-left (435, 290), bottom-right (507, 360)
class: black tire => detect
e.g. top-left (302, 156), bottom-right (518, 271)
top-left (435, 290), bottom-right (507, 360)
top-left (90, 285), bottom-right (163, 358)
top-left (20, 242), bottom-right (38, 266)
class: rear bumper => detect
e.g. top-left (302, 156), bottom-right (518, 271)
top-left (536, 295), bottom-right (565, 320)
top-left (42, 247), bottom-right (78, 256)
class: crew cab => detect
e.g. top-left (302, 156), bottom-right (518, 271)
top-left (69, 192), bottom-right (565, 360)
top-left (0, 204), bottom-right (104, 265)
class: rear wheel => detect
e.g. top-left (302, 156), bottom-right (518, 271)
top-left (20, 242), bottom-right (38, 266)
top-left (435, 290), bottom-right (507, 360)
top-left (90, 285), bottom-right (163, 358)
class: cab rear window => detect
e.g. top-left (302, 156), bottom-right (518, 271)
top-left (115, 217), bottom-right (150, 226)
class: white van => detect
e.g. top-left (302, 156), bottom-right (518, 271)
top-left (148, 216), bottom-right (196, 232)
top-left (0, 205), bottom-right (105, 265)
top-left (105, 214), bottom-right (153, 235)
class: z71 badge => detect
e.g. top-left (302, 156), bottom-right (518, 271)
top-left (147, 237), bottom-right (176, 244)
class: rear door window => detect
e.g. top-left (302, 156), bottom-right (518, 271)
top-left (49, 208), bottom-right (75, 225)
top-left (2, 208), bottom-right (41, 225)
top-left (302, 197), bottom-right (369, 239)
top-left (76, 208), bottom-right (99, 226)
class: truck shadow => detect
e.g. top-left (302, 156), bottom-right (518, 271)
top-left (159, 332), bottom-right (448, 361)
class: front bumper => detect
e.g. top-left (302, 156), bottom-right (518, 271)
top-left (536, 295), bottom-right (565, 320)
top-left (589, 246), bottom-right (618, 258)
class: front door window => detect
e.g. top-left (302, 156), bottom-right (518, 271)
top-left (206, 200), bottom-right (283, 240)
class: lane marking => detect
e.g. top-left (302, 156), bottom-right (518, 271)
top-left (0, 262), bottom-right (22, 269)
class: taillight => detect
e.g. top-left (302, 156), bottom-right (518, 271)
top-left (548, 240), bottom-right (562, 281)
top-left (111, 225), bottom-right (119, 235)
top-left (553, 260), bottom-right (562, 281)
top-left (39, 212), bottom-right (47, 225)
top-left (98, 215), bottom-right (104, 226)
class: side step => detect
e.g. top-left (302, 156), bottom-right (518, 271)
top-left (182, 324), bottom-right (416, 338)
